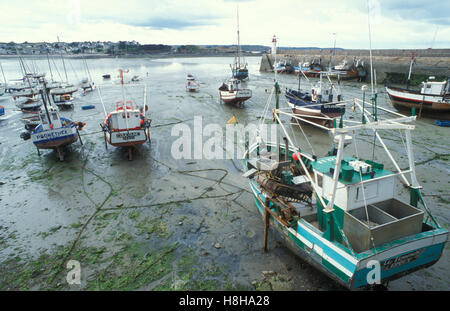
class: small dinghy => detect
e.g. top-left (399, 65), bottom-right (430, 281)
top-left (186, 74), bottom-right (200, 92)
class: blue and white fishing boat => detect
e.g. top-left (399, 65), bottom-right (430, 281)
top-left (285, 71), bottom-right (345, 129)
top-left (275, 60), bottom-right (294, 74)
top-left (242, 79), bottom-right (448, 290)
top-left (27, 80), bottom-right (85, 161)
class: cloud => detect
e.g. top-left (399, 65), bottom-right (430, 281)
top-left (0, 0), bottom-right (448, 48)
top-left (128, 17), bottom-right (218, 29)
top-left (361, 0), bottom-right (450, 26)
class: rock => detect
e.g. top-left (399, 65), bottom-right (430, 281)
top-left (0, 181), bottom-right (6, 186)
top-left (202, 251), bottom-right (209, 256)
top-left (251, 281), bottom-right (257, 286)
top-left (214, 243), bottom-right (221, 249)
top-left (178, 221), bottom-right (183, 226)
top-left (116, 203), bottom-right (123, 207)
top-left (50, 225), bottom-right (62, 233)
top-left (229, 234), bottom-right (236, 239)
top-left (262, 270), bottom-right (275, 277)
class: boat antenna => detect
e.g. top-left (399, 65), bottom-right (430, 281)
top-left (430, 26), bottom-right (439, 49)
top-left (328, 33), bottom-right (337, 72)
top-left (366, 0), bottom-right (375, 97)
top-left (57, 36), bottom-right (69, 83)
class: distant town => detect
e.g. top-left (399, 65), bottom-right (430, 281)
top-left (0, 41), bottom-right (272, 56)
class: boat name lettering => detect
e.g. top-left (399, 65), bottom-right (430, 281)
top-left (381, 248), bottom-right (424, 270)
top-left (35, 129), bottom-right (70, 140)
top-left (115, 132), bottom-right (141, 140)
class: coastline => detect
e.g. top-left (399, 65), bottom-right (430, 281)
top-left (0, 52), bottom-right (263, 60)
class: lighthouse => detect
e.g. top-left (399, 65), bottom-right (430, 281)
top-left (271, 35), bottom-right (277, 55)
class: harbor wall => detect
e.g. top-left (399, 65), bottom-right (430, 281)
top-left (260, 49), bottom-right (450, 83)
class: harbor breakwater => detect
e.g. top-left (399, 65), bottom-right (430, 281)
top-left (260, 49), bottom-right (450, 83)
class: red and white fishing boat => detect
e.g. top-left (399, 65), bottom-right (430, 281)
top-left (218, 78), bottom-right (252, 107)
top-left (100, 69), bottom-right (151, 160)
top-left (386, 77), bottom-right (450, 118)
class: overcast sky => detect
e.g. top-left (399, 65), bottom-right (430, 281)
top-left (1, 0), bottom-right (449, 49)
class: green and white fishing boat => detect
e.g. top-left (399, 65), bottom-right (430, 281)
top-left (242, 80), bottom-right (448, 289)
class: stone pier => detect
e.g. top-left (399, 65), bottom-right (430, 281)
top-left (260, 49), bottom-right (450, 83)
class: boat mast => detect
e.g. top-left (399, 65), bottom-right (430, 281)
top-left (39, 79), bottom-right (53, 127)
top-left (83, 55), bottom-right (93, 85)
top-left (0, 62), bottom-right (7, 87)
top-left (46, 50), bottom-right (54, 82)
top-left (57, 36), bottom-right (69, 83)
top-left (407, 52), bottom-right (415, 89)
top-left (236, 6), bottom-right (241, 69)
top-left (328, 33), bottom-right (337, 72)
top-left (366, 0), bottom-right (374, 97)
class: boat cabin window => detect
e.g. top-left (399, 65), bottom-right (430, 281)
top-left (315, 172), bottom-right (323, 188)
top-left (52, 112), bottom-right (58, 121)
top-left (355, 182), bottom-right (378, 201)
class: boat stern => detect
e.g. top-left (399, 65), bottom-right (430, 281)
top-left (350, 227), bottom-right (448, 288)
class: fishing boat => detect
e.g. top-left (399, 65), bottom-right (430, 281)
top-left (294, 59), bottom-right (323, 77)
top-left (14, 95), bottom-right (43, 112)
top-left (81, 77), bottom-right (95, 93)
top-left (25, 80), bottom-right (85, 161)
top-left (242, 79), bottom-right (448, 290)
top-left (99, 69), bottom-right (151, 160)
top-left (21, 112), bottom-right (41, 130)
top-left (231, 7), bottom-right (248, 80)
top-left (80, 56), bottom-right (95, 93)
top-left (275, 60), bottom-right (294, 74)
top-left (285, 71), bottom-right (345, 129)
top-left (330, 58), bottom-right (366, 82)
top-left (386, 77), bottom-right (450, 119)
top-left (218, 78), bottom-right (252, 107)
top-left (48, 83), bottom-right (78, 110)
top-left (186, 74), bottom-right (200, 92)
